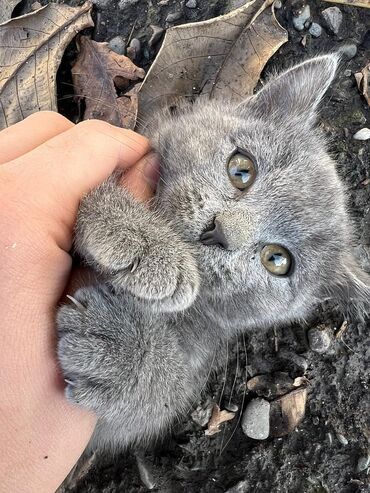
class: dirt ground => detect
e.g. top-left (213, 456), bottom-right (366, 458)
top-left (16, 0), bottom-right (369, 491)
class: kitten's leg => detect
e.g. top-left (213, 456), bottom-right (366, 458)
top-left (57, 286), bottom-right (198, 448)
top-left (75, 174), bottom-right (199, 312)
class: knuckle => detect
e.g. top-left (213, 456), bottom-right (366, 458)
top-left (26, 110), bottom-right (72, 129)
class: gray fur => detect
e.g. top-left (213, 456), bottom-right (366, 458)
top-left (57, 55), bottom-right (370, 452)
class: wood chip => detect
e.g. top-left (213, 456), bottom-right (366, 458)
top-left (269, 387), bottom-right (307, 438)
top-left (205, 404), bottom-right (235, 436)
top-left (354, 62), bottom-right (370, 106)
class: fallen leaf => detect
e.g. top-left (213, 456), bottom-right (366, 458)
top-left (72, 37), bottom-right (145, 128)
top-left (0, 0), bottom-right (21, 24)
top-left (323, 0), bottom-right (370, 8)
top-left (354, 62), bottom-right (370, 106)
top-left (269, 387), bottom-right (307, 438)
top-left (247, 372), bottom-right (294, 399)
top-left (137, 0), bottom-right (287, 126)
top-left (0, 2), bottom-right (93, 129)
top-left (205, 404), bottom-right (235, 436)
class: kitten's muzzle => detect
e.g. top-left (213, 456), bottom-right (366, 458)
top-left (200, 211), bottom-right (251, 251)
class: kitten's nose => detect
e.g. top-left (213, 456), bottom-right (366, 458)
top-left (200, 211), bottom-right (251, 251)
top-left (200, 219), bottom-right (229, 249)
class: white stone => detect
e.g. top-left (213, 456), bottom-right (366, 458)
top-left (241, 398), bottom-right (270, 440)
top-left (353, 128), bottom-right (370, 141)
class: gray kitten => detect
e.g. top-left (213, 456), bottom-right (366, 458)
top-left (57, 54), bottom-right (370, 452)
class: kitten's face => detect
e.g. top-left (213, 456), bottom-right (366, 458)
top-left (151, 56), bottom-right (369, 328)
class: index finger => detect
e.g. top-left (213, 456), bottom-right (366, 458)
top-left (1, 120), bottom-right (151, 248)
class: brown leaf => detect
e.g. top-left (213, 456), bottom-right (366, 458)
top-left (0, 2), bottom-right (93, 129)
top-left (323, 0), bottom-right (370, 8)
top-left (205, 404), bottom-right (235, 436)
top-left (0, 0), bottom-right (21, 24)
top-left (269, 387), bottom-right (307, 438)
top-left (354, 62), bottom-right (370, 106)
top-left (137, 0), bottom-right (287, 125)
top-left (72, 37), bottom-right (145, 129)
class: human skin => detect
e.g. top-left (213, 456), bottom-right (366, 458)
top-left (0, 112), bottom-right (157, 492)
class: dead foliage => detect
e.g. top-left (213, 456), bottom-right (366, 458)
top-left (205, 404), bottom-right (235, 436)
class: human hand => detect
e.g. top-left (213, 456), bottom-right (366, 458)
top-left (0, 112), bottom-right (158, 492)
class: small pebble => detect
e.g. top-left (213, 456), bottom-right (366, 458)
top-left (191, 402), bottom-right (213, 427)
top-left (337, 433), bottom-right (348, 446)
top-left (353, 128), bottom-right (370, 141)
top-left (127, 38), bottom-right (141, 60)
top-left (309, 22), bottom-right (322, 38)
top-left (338, 43), bottom-right (357, 60)
top-left (307, 327), bottom-right (331, 353)
top-left (31, 1), bottom-right (42, 10)
top-left (148, 25), bottom-right (164, 48)
top-left (158, 0), bottom-right (170, 5)
top-left (224, 402), bottom-right (239, 413)
top-left (322, 6), bottom-right (342, 35)
top-left (274, 0), bottom-right (282, 9)
top-left (166, 11), bottom-right (183, 23)
top-left (351, 110), bottom-right (367, 125)
top-left (185, 0), bottom-right (197, 8)
top-left (108, 36), bottom-right (126, 55)
top-left (241, 398), bottom-right (270, 440)
top-left (118, 0), bottom-right (140, 8)
top-left (356, 454), bottom-right (370, 473)
top-left (225, 480), bottom-right (249, 493)
top-left (344, 69), bottom-right (352, 77)
top-left (293, 4), bottom-right (311, 32)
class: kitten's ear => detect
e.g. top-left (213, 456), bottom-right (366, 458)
top-left (239, 54), bottom-right (339, 123)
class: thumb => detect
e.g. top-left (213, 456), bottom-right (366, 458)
top-left (121, 151), bottom-right (160, 202)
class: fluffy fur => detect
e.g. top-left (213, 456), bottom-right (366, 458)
top-left (57, 55), bottom-right (370, 451)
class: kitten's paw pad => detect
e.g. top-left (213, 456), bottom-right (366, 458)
top-left (112, 247), bottom-right (199, 312)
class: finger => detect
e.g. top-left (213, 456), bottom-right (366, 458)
top-left (0, 112), bottom-right (73, 165)
top-left (2, 119), bottom-right (151, 249)
top-left (121, 151), bottom-right (160, 202)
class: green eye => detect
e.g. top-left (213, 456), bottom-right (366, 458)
top-left (227, 152), bottom-right (256, 191)
top-left (260, 244), bottom-right (292, 276)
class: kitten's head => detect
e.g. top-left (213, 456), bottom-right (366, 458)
top-left (152, 55), bottom-right (370, 329)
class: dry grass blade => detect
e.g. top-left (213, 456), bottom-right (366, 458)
top-left (323, 0), bottom-right (370, 8)
top-left (0, 0), bottom-right (21, 24)
top-left (72, 37), bottom-right (146, 129)
top-left (137, 0), bottom-right (287, 124)
top-left (0, 2), bottom-right (93, 129)
top-left (205, 403), bottom-right (235, 436)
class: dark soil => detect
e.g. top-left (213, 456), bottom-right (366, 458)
top-left (19, 0), bottom-right (370, 491)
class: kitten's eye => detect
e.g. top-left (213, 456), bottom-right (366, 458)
top-left (260, 244), bottom-right (292, 276)
top-left (227, 152), bottom-right (256, 191)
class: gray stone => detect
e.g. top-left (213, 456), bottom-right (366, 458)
top-left (322, 6), bottom-right (342, 34)
top-left (344, 69), bottom-right (352, 77)
top-left (274, 0), bottom-right (282, 9)
top-left (127, 38), bottom-right (141, 61)
top-left (186, 0), bottom-right (197, 8)
top-left (336, 433), bottom-right (348, 446)
top-left (166, 11), bottom-right (183, 23)
top-left (353, 128), bottom-right (370, 141)
top-left (148, 25), bottom-right (164, 48)
top-left (309, 22), bottom-right (322, 38)
top-left (308, 327), bottom-right (331, 353)
top-left (108, 36), bottom-right (126, 55)
top-left (356, 454), bottom-right (370, 473)
top-left (241, 398), bottom-right (270, 440)
top-left (338, 43), bottom-right (357, 60)
top-left (293, 4), bottom-right (311, 32)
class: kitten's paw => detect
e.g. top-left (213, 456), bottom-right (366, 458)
top-left (57, 287), bottom-right (118, 412)
top-left (106, 242), bottom-right (199, 313)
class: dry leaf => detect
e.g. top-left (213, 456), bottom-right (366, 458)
top-left (0, 0), bottom-right (21, 24)
top-left (205, 404), bottom-right (235, 436)
top-left (269, 387), bottom-right (307, 438)
top-left (354, 62), bottom-right (370, 106)
top-left (72, 37), bottom-right (145, 129)
top-left (323, 0), bottom-right (370, 8)
top-left (0, 2), bottom-right (93, 129)
top-left (137, 0), bottom-right (287, 125)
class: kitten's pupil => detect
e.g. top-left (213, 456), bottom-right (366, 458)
top-left (233, 169), bottom-right (250, 184)
top-left (268, 254), bottom-right (287, 267)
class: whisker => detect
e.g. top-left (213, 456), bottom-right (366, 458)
top-left (218, 339), bottom-right (229, 408)
top-left (219, 333), bottom-right (248, 456)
